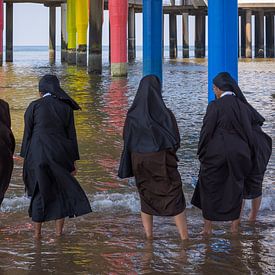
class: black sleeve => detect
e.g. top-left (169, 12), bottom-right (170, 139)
top-left (197, 102), bottom-right (218, 159)
top-left (118, 117), bottom-right (133, 178)
top-left (20, 103), bottom-right (35, 158)
top-left (5, 102), bottom-right (15, 153)
top-left (67, 108), bottom-right (80, 161)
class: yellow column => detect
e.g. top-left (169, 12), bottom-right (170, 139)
top-left (67, 0), bottom-right (76, 64)
top-left (76, 0), bottom-right (88, 66)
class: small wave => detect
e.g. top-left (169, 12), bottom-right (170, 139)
top-left (90, 192), bottom-right (140, 213)
top-left (1, 196), bottom-right (30, 212)
top-left (1, 192), bottom-right (274, 213)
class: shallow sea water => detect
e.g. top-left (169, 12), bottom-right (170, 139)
top-left (0, 47), bottom-right (274, 274)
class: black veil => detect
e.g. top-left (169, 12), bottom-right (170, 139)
top-left (213, 72), bottom-right (265, 125)
top-left (39, 75), bottom-right (80, 110)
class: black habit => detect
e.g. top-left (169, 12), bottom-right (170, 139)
top-left (213, 72), bottom-right (272, 199)
top-left (20, 75), bottom-right (91, 222)
top-left (192, 72), bottom-right (272, 221)
top-left (0, 99), bottom-right (15, 206)
top-left (118, 75), bottom-right (186, 216)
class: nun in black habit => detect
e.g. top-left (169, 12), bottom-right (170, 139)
top-left (20, 75), bottom-right (91, 238)
top-left (212, 73), bottom-right (272, 222)
top-left (191, 72), bottom-right (255, 234)
top-left (118, 75), bottom-right (188, 240)
top-left (0, 99), bottom-right (15, 206)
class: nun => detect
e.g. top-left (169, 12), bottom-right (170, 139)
top-left (118, 75), bottom-right (188, 240)
top-left (212, 72), bottom-right (272, 222)
top-left (20, 75), bottom-right (91, 239)
top-left (0, 99), bottom-right (15, 206)
top-left (191, 72), bottom-right (255, 234)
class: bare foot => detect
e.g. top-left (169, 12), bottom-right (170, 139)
top-left (200, 229), bottom-right (212, 236)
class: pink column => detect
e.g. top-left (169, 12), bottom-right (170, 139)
top-left (109, 0), bottom-right (128, 76)
top-left (0, 0), bottom-right (3, 66)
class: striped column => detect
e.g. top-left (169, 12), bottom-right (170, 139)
top-left (208, 0), bottom-right (238, 102)
top-left (76, 0), bottom-right (88, 66)
top-left (67, 0), bottom-right (77, 64)
top-left (109, 0), bottom-right (128, 76)
top-left (143, 0), bottom-right (163, 82)
top-left (0, 0), bottom-right (3, 66)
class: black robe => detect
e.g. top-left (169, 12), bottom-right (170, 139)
top-left (20, 96), bottom-right (91, 222)
top-left (191, 95), bottom-right (253, 221)
top-left (213, 72), bottom-right (272, 200)
top-left (118, 75), bottom-right (186, 216)
top-left (0, 99), bottom-right (15, 206)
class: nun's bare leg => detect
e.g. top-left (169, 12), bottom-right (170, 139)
top-left (141, 212), bottom-right (153, 239)
top-left (202, 219), bottom-right (212, 235)
top-left (248, 196), bottom-right (262, 222)
top-left (230, 219), bottom-right (240, 233)
top-left (174, 211), bottom-right (189, 240)
top-left (34, 222), bottom-right (42, 239)
top-left (55, 218), bottom-right (65, 236)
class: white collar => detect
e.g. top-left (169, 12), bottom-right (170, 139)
top-left (221, 91), bottom-right (235, 98)
top-left (43, 93), bottom-right (52, 98)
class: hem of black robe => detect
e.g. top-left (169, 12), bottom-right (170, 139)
top-left (202, 212), bottom-right (241, 222)
top-left (141, 205), bottom-right (186, 217)
top-left (243, 192), bottom-right (262, 200)
top-left (30, 208), bottom-right (92, 223)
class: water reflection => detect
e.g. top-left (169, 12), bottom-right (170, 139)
top-left (0, 53), bottom-right (274, 274)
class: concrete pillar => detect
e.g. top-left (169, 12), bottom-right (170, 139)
top-left (67, 0), bottom-right (76, 65)
top-left (208, 0), bottom-right (238, 102)
top-left (0, 0), bottom-right (3, 66)
top-left (76, 0), bottom-right (88, 66)
top-left (245, 10), bottom-right (252, 58)
top-left (169, 13), bottom-right (177, 59)
top-left (255, 10), bottom-right (264, 58)
top-left (5, 3), bottom-right (13, 62)
top-left (128, 6), bottom-right (136, 61)
top-left (241, 13), bottom-right (246, 58)
top-left (195, 13), bottom-right (205, 58)
top-left (109, 0), bottom-right (128, 77)
top-left (89, 0), bottom-right (103, 74)
top-left (182, 13), bottom-right (189, 58)
top-left (143, 0), bottom-right (163, 82)
top-left (49, 6), bottom-right (56, 62)
top-left (61, 3), bottom-right (67, 62)
top-left (266, 14), bottom-right (275, 58)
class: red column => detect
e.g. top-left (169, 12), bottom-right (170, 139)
top-left (0, 0), bottom-right (3, 66)
top-left (109, 0), bottom-right (128, 76)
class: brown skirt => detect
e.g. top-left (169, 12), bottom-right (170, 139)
top-left (131, 150), bottom-right (186, 216)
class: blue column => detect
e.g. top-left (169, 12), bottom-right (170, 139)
top-left (208, 0), bottom-right (238, 102)
top-left (143, 0), bottom-right (163, 82)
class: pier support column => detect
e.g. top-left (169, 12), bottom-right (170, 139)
top-left (6, 3), bottom-right (13, 62)
top-left (143, 0), bottom-right (163, 82)
top-left (182, 13), bottom-right (189, 58)
top-left (88, 0), bottom-right (103, 74)
top-left (61, 3), bottom-right (67, 62)
top-left (67, 0), bottom-right (76, 65)
top-left (245, 10), bottom-right (252, 58)
top-left (128, 6), bottom-right (136, 61)
top-left (255, 11), bottom-right (264, 58)
top-left (208, 0), bottom-right (238, 102)
top-left (109, 0), bottom-right (128, 77)
top-left (169, 13), bottom-right (177, 59)
top-left (266, 14), bottom-right (275, 58)
top-left (76, 0), bottom-right (88, 66)
top-left (195, 13), bottom-right (205, 58)
top-left (49, 6), bottom-right (56, 62)
top-left (241, 13), bottom-right (246, 58)
top-left (0, 0), bottom-right (3, 66)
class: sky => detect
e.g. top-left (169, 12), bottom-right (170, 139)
top-left (2, 3), bottom-right (198, 46)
